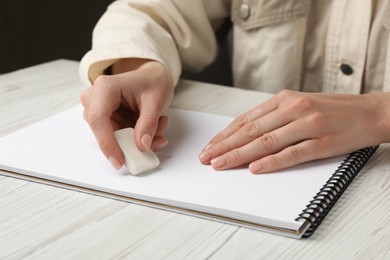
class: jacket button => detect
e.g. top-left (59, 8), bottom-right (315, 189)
top-left (239, 4), bottom-right (251, 20)
top-left (340, 64), bottom-right (353, 75)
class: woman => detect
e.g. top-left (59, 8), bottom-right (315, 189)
top-left (79, 0), bottom-right (390, 173)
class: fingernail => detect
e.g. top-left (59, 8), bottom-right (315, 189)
top-left (211, 156), bottom-right (227, 169)
top-left (109, 156), bottom-right (122, 170)
top-left (249, 162), bottom-right (263, 173)
top-left (202, 143), bottom-right (213, 152)
top-left (164, 116), bottom-right (170, 127)
top-left (141, 134), bottom-right (152, 150)
top-left (199, 151), bottom-right (213, 162)
top-left (156, 140), bottom-right (169, 150)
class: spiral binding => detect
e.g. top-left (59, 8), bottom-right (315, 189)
top-left (295, 146), bottom-right (379, 238)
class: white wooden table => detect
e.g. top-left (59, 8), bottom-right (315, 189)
top-left (0, 60), bottom-right (389, 259)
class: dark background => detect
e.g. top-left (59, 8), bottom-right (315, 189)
top-left (0, 0), bottom-right (232, 86)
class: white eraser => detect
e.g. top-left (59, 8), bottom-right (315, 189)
top-left (114, 128), bottom-right (160, 175)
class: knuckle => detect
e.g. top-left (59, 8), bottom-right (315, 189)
top-left (93, 75), bottom-right (119, 94)
top-left (98, 139), bottom-right (112, 155)
top-left (258, 133), bottom-right (278, 151)
top-left (214, 141), bottom-right (231, 155)
top-left (139, 115), bottom-right (158, 130)
top-left (241, 122), bottom-right (259, 139)
top-left (85, 111), bottom-right (103, 129)
top-left (277, 89), bottom-right (294, 99)
top-left (79, 89), bottom-right (90, 105)
top-left (228, 149), bottom-right (242, 164)
top-left (267, 154), bottom-right (280, 169)
top-left (93, 75), bottom-right (112, 88)
top-left (287, 147), bottom-right (303, 162)
top-left (234, 114), bottom-right (249, 128)
top-left (291, 96), bottom-right (313, 113)
top-left (142, 116), bottom-right (156, 124)
top-left (307, 112), bottom-right (326, 126)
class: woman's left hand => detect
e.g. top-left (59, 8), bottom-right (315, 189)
top-left (199, 90), bottom-right (389, 173)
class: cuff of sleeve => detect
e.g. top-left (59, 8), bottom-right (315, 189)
top-left (79, 42), bottom-right (181, 87)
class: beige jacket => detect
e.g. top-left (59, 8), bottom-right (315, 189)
top-left (80, 0), bottom-right (390, 94)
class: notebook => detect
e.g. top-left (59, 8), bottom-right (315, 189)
top-left (0, 105), bottom-right (377, 238)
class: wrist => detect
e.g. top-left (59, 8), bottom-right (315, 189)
top-left (365, 92), bottom-right (390, 144)
top-left (111, 58), bottom-right (154, 74)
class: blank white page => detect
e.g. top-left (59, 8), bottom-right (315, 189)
top-left (0, 106), bottom-right (344, 233)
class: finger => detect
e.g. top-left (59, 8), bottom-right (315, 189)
top-left (87, 77), bottom-right (124, 170)
top-left (248, 139), bottom-right (321, 174)
top-left (199, 108), bottom-right (292, 164)
top-left (155, 115), bottom-right (170, 137)
top-left (80, 88), bottom-right (92, 121)
top-left (89, 112), bottom-right (123, 170)
top-left (209, 119), bottom-right (316, 170)
top-left (204, 96), bottom-right (279, 148)
top-left (133, 99), bottom-right (164, 152)
top-left (150, 116), bottom-right (170, 151)
top-left (80, 88), bottom-right (91, 108)
top-left (151, 136), bottom-right (169, 151)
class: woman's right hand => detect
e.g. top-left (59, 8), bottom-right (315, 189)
top-left (80, 58), bottom-right (174, 170)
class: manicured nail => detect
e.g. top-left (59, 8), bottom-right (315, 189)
top-left (141, 134), bottom-right (152, 150)
top-left (249, 162), bottom-right (263, 173)
top-left (156, 140), bottom-right (169, 150)
top-left (199, 151), bottom-right (213, 162)
top-left (211, 156), bottom-right (227, 169)
top-left (202, 143), bottom-right (213, 152)
top-left (109, 156), bottom-right (122, 170)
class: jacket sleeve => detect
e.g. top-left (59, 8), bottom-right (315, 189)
top-left (79, 0), bottom-right (231, 86)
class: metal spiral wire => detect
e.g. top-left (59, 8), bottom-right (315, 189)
top-left (295, 146), bottom-right (379, 238)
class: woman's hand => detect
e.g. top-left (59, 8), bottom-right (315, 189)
top-left (80, 58), bottom-right (174, 170)
top-left (199, 90), bottom-right (389, 173)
